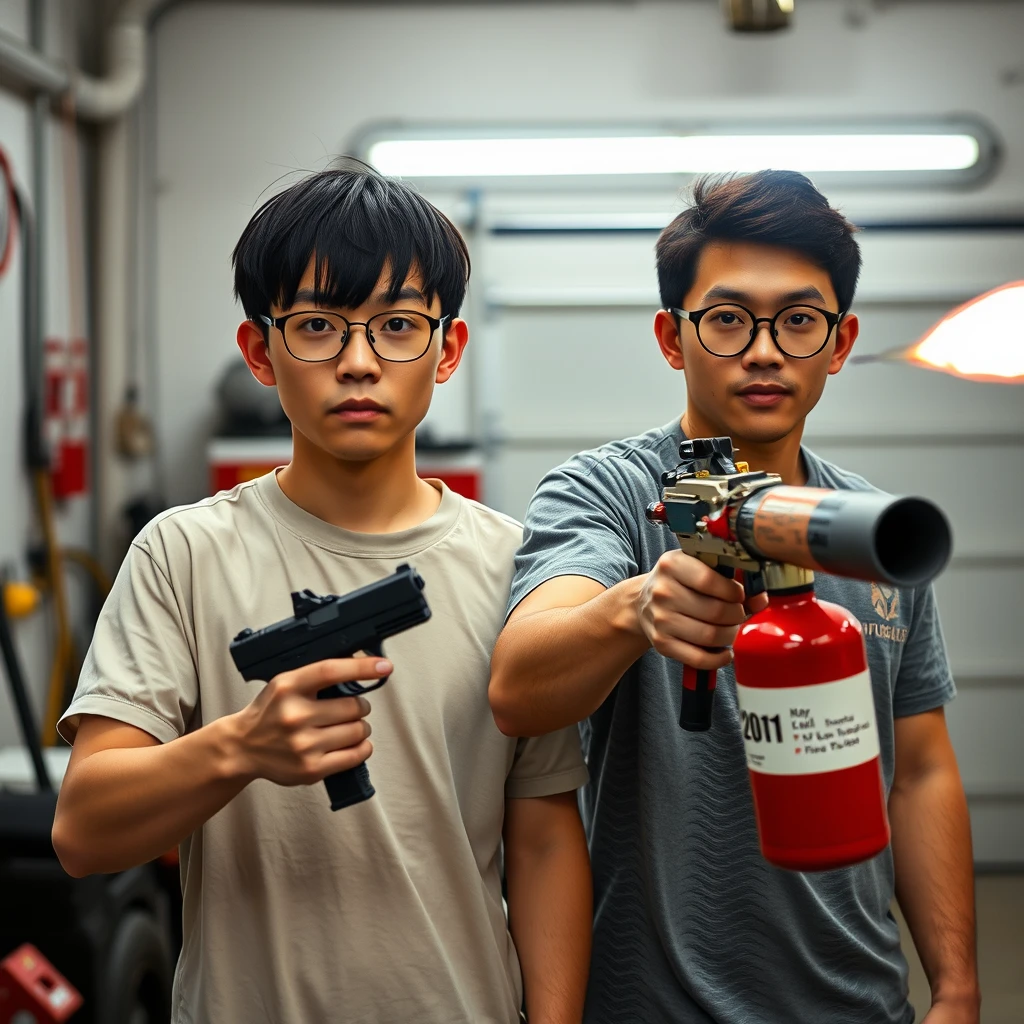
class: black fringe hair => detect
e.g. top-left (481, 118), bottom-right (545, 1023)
top-left (232, 158), bottom-right (470, 329)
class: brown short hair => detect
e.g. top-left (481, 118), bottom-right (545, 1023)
top-left (656, 170), bottom-right (861, 312)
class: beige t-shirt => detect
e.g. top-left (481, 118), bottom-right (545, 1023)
top-left (59, 473), bottom-right (588, 1024)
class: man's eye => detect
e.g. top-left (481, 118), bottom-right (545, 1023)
top-left (303, 317), bottom-right (334, 333)
top-left (714, 313), bottom-right (741, 326)
top-left (382, 317), bottom-right (415, 333)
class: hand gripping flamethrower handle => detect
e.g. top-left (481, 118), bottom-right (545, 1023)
top-left (644, 502), bottom-right (747, 731)
top-left (645, 436), bottom-right (953, 732)
top-left (228, 565), bottom-right (431, 810)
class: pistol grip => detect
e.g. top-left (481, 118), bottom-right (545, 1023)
top-left (678, 563), bottom-right (736, 732)
top-left (323, 762), bottom-right (375, 810)
top-left (316, 670), bottom-right (384, 809)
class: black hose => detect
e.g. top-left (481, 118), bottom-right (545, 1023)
top-left (0, 570), bottom-right (53, 792)
top-left (13, 186), bottom-right (47, 471)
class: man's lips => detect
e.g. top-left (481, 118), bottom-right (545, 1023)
top-left (329, 399), bottom-right (386, 421)
top-left (735, 384), bottom-right (792, 407)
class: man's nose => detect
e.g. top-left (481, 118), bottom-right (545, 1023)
top-left (741, 322), bottom-right (785, 369)
top-left (336, 326), bottom-right (381, 380)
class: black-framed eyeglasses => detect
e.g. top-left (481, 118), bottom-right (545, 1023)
top-left (259, 309), bottom-right (450, 364)
top-left (670, 303), bottom-right (844, 359)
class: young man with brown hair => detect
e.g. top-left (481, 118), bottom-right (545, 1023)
top-left (490, 170), bottom-right (979, 1024)
top-left (52, 165), bottom-right (592, 1024)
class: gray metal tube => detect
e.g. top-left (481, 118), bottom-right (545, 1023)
top-left (0, 26), bottom-right (68, 94)
top-left (0, 1), bottom-right (163, 121)
top-left (735, 486), bottom-right (953, 588)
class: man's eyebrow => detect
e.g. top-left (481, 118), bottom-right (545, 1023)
top-left (702, 285), bottom-right (828, 306)
top-left (380, 285), bottom-right (428, 305)
top-left (290, 285), bottom-right (428, 308)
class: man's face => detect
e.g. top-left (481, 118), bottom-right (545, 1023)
top-left (654, 240), bottom-right (858, 445)
top-left (237, 260), bottom-right (467, 464)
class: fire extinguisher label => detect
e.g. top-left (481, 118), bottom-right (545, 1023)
top-left (735, 670), bottom-right (880, 775)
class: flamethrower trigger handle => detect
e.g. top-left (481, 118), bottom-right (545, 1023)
top-left (679, 563), bottom-right (737, 732)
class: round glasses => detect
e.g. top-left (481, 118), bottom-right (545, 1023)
top-left (670, 303), bottom-right (844, 359)
top-left (259, 309), bottom-right (450, 363)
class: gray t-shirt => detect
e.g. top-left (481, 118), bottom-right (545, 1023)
top-left (508, 419), bottom-right (956, 1024)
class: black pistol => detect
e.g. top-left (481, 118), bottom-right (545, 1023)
top-left (229, 564), bottom-right (430, 810)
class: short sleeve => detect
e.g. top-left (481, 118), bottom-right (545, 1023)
top-left (507, 456), bottom-right (641, 617)
top-left (892, 583), bottom-right (957, 718)
top-left (57, 538), bottom-right (200, 744)
top-left (505, 726), bottom-right (589, 799)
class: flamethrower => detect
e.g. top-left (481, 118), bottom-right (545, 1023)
top-left (645, 436), bottom-right (951, 733)
top-left (645, 436), bottom-right (953, 870)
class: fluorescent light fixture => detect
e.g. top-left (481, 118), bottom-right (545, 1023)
top-left (367, 133), bottom-right (981, 178)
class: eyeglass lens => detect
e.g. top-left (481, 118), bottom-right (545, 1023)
top-left (281, 311), bottom-right (435, 363)
top-left (697, 304), bottom-right (832, 357)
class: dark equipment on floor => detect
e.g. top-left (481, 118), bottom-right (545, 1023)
top-left (0, 569), bottom-right (177, 1024)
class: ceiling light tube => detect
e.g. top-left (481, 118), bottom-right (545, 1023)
top-left (360, 126), bottom-right (991, 183)
top-left (366, 132), bottom-right (982, 178)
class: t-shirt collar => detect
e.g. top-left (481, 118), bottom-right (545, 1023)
top-left (253, 470), bottom-right (463, 558)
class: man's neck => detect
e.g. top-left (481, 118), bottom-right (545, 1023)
top-left (276, 431), bottom-right (442, 533)
top-left (680, 410), bottom-right (808, 486)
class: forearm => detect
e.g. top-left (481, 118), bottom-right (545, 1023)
top-left (889, 765), bottom-right (979, 1009)
top-left (506, 820), bottom-right (592, 1024)
top-left (490, 576), bottom-right (649, 736)
top-left (53, 715), bottom-right (252, 876)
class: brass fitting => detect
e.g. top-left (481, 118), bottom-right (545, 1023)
top-left (762, 563), bottom-right (815, 592)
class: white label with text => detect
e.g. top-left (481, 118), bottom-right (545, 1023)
top-left (735, 670), bottom-right (880, 776)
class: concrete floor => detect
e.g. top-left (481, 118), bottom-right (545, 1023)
top-left (895, 873), bottom-right (1024, 1024)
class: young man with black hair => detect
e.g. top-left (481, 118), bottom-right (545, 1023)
top-left (490, 170), bottom-right (979, 1024)
top-left (52, 165), bottom-right (592, 1024)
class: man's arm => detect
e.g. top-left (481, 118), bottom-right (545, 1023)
top-left (52, 656), bottom-right (382, 877)
top-left (890, 708), bottom-right (980, 1023)
top-left (504, 791), bottom-right (592, 1024)
top-left (489, 553), bottom-right (755, 737)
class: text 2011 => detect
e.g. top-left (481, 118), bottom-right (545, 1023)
top-left (741, 711), bottom-right (783, 744)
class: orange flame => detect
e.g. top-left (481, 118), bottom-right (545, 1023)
top-left (905, 280), bottom-right (1024, 384)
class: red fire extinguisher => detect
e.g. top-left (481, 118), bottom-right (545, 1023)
top-left (43, 336), bottom-right (89, 499)
top-left (732, 563), bottom-right (889, 872)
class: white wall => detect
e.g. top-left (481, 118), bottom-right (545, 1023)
top-left (152, 0), bottom-right (1024, 503)
top-left (150, 0), bottom-right (1024, 862)
top-left (0, 0), bottom-right (95, 747)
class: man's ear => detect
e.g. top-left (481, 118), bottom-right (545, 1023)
top-left (654, 309), bottom-right (686, 370)
top-left (828, 312), bottom-right (859, 375)
top-left (237, 319), bottom-right (277, 386)
top-left (435, 318), bottom-right (469, 385)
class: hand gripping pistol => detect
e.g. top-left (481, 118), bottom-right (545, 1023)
top-left (229, 564), bottom-right (431, 810)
